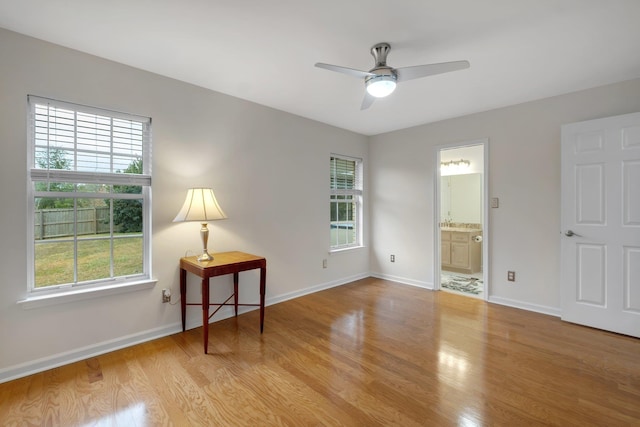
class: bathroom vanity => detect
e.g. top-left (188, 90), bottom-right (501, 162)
top-left (441, 227), bottom-right (482, 273)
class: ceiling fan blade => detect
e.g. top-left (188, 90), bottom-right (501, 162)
top-left (395, 60), bottom-right (470, 82)
top-left (360, 93), bottom-right (375, 110)
top-left (315, 63), bottom-right (374, 79)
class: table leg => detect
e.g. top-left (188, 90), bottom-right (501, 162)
top-left (233, 272), bottom-right (239, 317)
top-left (180, 268), bottom-right (187, 332)
top-left (202, 278), bottom-right (209, 354)
top-left (260, 266), bottom-right (266, 333)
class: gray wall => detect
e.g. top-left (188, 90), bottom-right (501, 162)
top-left (369, 77), bottom-right (640, 313)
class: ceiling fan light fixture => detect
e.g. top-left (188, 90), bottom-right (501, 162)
top-left (365, 75), bottom-right (397, 98)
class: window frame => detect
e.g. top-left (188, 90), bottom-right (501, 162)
top-left (330, 154), bottom-right (363, 252)
top-left (26, 96), bottom-right (153, 297)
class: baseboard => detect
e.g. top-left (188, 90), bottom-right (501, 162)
top-left (0, 272), bottom-right (370, 384)
top-left (488, 295), bottom-right (561, 317)
top-left (371, 273), bottom-right (563, 318)
top-left (370, 272), bottom-right (433, 290)
top-left (372, 275), bottom-right (562, 318)
top-left (267, 272), bottom-right (371, 306)
top-left (0, 323), bottom-right (182, 384)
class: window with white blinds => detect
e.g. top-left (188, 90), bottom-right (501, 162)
top-left (330, 154), bottom-right (363, 250)
top-left (27, 96), bottom-right (152, 292)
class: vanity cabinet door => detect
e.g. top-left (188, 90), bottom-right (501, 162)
top-left (451, 242), bottom-right (470, 269)
top-left (450, 232), bottom-right (471, 270)
top-left (441, 231), bottom-right (452, 266)
top-left (441, 241), bottom-right (451, 265)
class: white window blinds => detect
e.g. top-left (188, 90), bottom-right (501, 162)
top-left (29, 96), bottom-right (151, 186)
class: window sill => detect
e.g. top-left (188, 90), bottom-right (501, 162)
top-left (329, 245), bottom-right (366, 254)
top-left (17, 279), bottom-right (158, 310)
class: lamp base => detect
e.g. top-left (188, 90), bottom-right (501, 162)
top-left (197, 250), bottom-right (213, 262)
top-left (198, 222), bottom-right (214, 261)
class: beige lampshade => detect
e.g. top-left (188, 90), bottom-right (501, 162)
top-left (173, 188), bottom-right (227, 222)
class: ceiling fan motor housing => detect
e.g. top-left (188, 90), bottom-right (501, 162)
top-left (371, 42), bottom-right (392, 68)
top-left (367, 43), bottom-right (398, 81)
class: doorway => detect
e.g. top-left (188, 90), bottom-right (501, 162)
top-left (435, 140), bottom-right (488, 300)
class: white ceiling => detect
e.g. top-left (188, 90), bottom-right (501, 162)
top-left (1, 0), bottom-right (639, 136)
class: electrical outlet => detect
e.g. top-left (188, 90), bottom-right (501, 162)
top-left (390, 254), bottom-right (395, 262)
top-left (491, 197), bottom-right (499, 208)
top-left (322, 259), bottom-right (327, 269)
top-left (162, 289), bottom-right (171, 303)
top-left (507, 271), bottom-right (515, 282)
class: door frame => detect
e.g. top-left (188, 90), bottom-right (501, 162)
top-left (434, 138), bottom-right (489, 300)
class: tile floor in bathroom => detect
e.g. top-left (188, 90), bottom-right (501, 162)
top-left (441, 269), bottom-right (484, 297)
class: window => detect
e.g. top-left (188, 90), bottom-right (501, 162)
top-left (330, 154), bottom-right (363, 250)
top-left (27, 96), bottom-right (152, 293)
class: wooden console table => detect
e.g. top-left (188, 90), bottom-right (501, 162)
top-left (179, 251), bottom-right (266, 354)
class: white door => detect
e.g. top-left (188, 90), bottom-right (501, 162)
top-left (561, 112), bottom-right (640, 338)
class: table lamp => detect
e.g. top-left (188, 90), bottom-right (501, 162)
top-left (173, 188), bottom-right (227, 261)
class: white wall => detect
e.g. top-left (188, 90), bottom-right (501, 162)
top-left (369, 78), bottom-right (640, 312)
top-left (0, 29), bottom-right (369, 382)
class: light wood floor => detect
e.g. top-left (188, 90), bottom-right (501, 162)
top-left (1, 277), bottom-right (639, 426)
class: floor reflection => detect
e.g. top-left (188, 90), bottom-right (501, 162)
top-left (81, 402), bottom-right (147, 426)
top-left (436, 294), bottom-right (488, 425)
top-left (338, 309), bottom-right (365, 342)
top-left (438, 343), bottom-right (469, 385)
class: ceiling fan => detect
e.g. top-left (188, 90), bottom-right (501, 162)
top-left (315, 42), bottom-right (470, 110)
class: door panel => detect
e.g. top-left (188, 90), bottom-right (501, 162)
top-left (576, 243), bottom-right (606, 305)
top-left (624, 246), bottom-right (640, 311)
top-left (561, 112), bottom-right (640, 338)
top-left (623, 160), bottom-right (640, 225)
top-left (576, 163), bottom-right (605, 224)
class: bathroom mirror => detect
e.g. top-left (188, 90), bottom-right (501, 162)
top-left (441, 173), bottom-right (482, 223)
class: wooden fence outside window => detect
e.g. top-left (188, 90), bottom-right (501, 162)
top-left (34, 207), bottom-right (111, 240)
